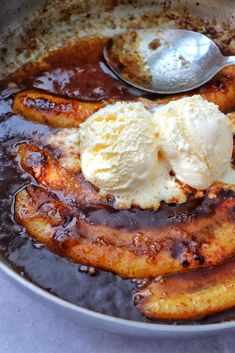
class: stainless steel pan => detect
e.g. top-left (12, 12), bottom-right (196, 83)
top-left (0, 0), bottom-right (235, 338)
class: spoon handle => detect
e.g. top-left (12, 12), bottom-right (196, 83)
top-left (224, 56), bottom-right (235, 66)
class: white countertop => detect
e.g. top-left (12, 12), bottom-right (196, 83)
top-left (0, 272), bottom-right (235, 353)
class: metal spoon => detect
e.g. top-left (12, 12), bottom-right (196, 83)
top-left (103, 29), bottom-right (235, 94)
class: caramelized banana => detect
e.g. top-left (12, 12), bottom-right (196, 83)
top-left (16, 143), bottom-right (102, 205)
top-left (14, 185), bottom-right (235, 279)
top-left (12, 89), bottom-right (104, 128)
top-left (14, 185), bottom-right (167, 278)
top-left (75, 194), bottom-right (235, 276)
top-left (135, 260), bottom-right (235, 320)
top-left (16, 143), bottom-right (235, 277)
top-left (12, 66), bottom-right (235, 129)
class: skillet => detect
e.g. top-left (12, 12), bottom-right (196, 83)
top-left (0, 0), bottom-right (235, 337)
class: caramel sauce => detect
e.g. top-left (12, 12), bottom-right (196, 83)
top-left (8, 37), bottom-right (144, 101)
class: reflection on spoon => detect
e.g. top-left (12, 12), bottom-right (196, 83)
top-left (103, 29), bottom-right (235, 94)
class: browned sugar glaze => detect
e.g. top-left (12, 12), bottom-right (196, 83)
top-left (0, 36), bottom-right (235, 324)
top-left (5, 37), bottom-right (143, 101)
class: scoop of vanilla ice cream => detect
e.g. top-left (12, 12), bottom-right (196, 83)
top-left (154, 95), bottom-right (234, 189)
top-left (79, 101), bottom-right (187, 209)
top-left (80, 102), bottom-right (157, 191)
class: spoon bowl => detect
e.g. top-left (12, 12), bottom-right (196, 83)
top-left (103, 29), bottom-right (235, 94)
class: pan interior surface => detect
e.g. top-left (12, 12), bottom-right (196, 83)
top-left (0, 0), bottom-right (235, 335)
top-left (1, 0), bottom-right (235, 78)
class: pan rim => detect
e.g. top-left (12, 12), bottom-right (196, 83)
top-left (1, 260), bottom-right (235, 334)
